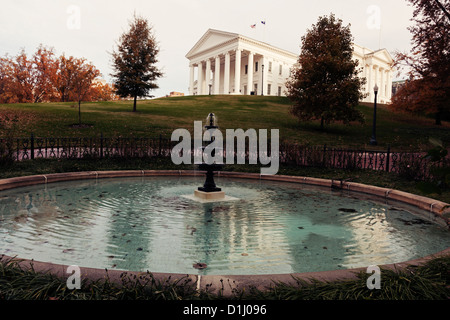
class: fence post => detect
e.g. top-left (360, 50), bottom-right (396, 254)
top-left (322, 144), bottom-right (327, 167)
top-left (16, 138), bottom-right (19, 161)
top-left (386, 144), bottom-right (390, 172)
top-left (30, 133), bottom-right (34, 160)
top-left (100, 132), bottom-right (104, 159)
top-left (159, 134), bottom-right (162, 156)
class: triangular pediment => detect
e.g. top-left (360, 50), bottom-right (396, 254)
top-left (186, 29), bottom-right (238, 59)
top-left (372, 49), bottom-right (394, 64)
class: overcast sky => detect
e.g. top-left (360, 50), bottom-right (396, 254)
top-left (0, 0), bottom-right (415, 98)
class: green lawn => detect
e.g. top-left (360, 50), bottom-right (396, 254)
top-left (1, 95), bottom-right (449, 151)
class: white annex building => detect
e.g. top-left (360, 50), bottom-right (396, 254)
top-left (186, 29), bottom-right (394, 103)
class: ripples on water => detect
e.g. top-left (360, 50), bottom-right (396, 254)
top-left (0, 176), bottom-right (449, 275)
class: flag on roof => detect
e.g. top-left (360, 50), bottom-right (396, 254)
top-left (261, 20), bottom-right (266, 24)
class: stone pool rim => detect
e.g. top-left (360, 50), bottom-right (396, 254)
top-left (1, 170), bottom-right (449, 296)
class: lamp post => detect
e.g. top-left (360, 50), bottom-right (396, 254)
top-left (370, 84), bottom-right (379, 146)
top-left (208, 84), bottom-right (212, 95)
top-left (261, 64), bottom-right (264, 96)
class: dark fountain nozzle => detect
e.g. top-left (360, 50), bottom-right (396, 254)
top-left (198, 163), bottom-right (223, 192)
top-left (197, 113), bottom-right (223, 194)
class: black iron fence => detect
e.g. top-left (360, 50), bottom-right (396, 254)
top-left (3, 134), bottom-right (172, 160)
top-left (278, 143), bottom-right (447, 180)
top-left (1, 134), bottom-right (448, 181)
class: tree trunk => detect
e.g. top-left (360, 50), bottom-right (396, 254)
top-left (133, 95), bottom-right (137, 112)
top-left (33, 93), bottom-right (41, 103)
top-left (78, 100), bottom-right (82, 125)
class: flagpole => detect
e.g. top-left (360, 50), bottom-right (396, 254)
top-left (378, 24), bottom-right (382, 49)
top-left (262, 18), bottom-right (266, 42)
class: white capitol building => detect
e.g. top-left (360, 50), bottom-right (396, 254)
top-left (186, 29), bottom-right (393, 103)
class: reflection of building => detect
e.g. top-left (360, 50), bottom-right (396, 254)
top-left (186, 29), bottom-right (394, 103)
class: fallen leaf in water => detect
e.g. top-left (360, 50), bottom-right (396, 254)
top-left (193, 262), bottom-right (207, 270)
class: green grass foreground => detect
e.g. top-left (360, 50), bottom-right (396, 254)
top-left (1, 95), bottom-right (449, 150)
top-left (0, 254), bottom-right (449, 300)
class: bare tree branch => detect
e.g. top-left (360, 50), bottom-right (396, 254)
top-left (434, 0), bottom-right (450, 21)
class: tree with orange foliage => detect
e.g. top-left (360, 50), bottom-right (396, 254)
top-left (391, 0), bottom-right (450, 125)
top-left (32, 45), bottom-right (59, 103)
top-left (55, 54), bottom-right (78, 103)
top-left (0, 46), bottom-right (117, 105)
top-left (68, 57), bottom-right (100, 125)
top-left (0, 45), bottom-right (58, 104)
top-left (9, 49), bottom-right (35, 103)
top-left (88, 80), bottom-right (119, 101)
top-left (0, 56), bottom-right (16, 104)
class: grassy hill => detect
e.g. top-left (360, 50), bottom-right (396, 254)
top-left (1, 95), bottom-right (449, 150)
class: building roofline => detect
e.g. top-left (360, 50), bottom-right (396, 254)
top-left (186, 28), bottom-right (298, 60)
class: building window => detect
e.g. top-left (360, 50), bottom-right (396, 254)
top-left (268, 62), bottom-right (272, 73)
top-left (245, 65), bottom-right (248, 75)
top-left (255, 62), bottom-right (258, 72)
top-left (279, 65), bottom-right (282, 76)
top-left (267, 84), bottom-right (271, 95)
top-left (278, 86), bottom-right (282, 96)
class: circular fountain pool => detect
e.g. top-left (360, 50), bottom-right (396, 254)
top-left (1, 174), bottom-right (449, 276)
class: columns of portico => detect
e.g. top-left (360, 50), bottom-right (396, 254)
top-left (224, 52), bottom-right (230, 94)
top-left (197, 62), bottom-right (204, 95)
top-left (234, 49), bottom-right (241, 94)
top-left (247, 51), bottom-right (254, 95)
top-left (367, 64), bottom-right (372, 101)
top-left (214, 56), bottom-right (220, 94)
top-left (191, 48), bottom-right (254, 96)
top-left (379, 67), bottom-right (385, 99)
top-left (189, 65), bottom-right (195, 95)
top-left (205, 58), bottom-right (211, 94)
top-left (386, 69), bottom-right (392, 101)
